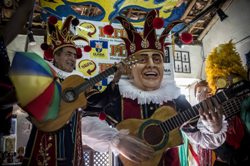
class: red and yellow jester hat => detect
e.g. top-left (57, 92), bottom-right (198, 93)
top-left (41, 15), bottom-right (91, 61)
top-left (205, 41), bottom-right (247, 94)
top-left (104, 9), bottom-right (183, 57)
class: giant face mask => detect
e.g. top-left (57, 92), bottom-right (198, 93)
top-left (131, 50), bottom-right (164, 91)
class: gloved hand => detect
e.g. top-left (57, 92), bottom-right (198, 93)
top-left (111, 130), bottom-right (154, 163)
top-left (199, 98), bottom-right (223, 133)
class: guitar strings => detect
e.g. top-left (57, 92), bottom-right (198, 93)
top-left (222, 96), bottom-right (246, 119)
top-left (160, 96), bottom-right (247, 132)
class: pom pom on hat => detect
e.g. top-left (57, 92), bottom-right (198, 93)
top-left (76, 47), bottom-right (82, 59)
top-left (99, 112), bottom-right (106, 120)
top-left (180, 32), bottom-right (193, 44)
top-left (44, 48), bottom-right (53, 61)
top-left (103, 24), bottom-right (114, 35)
top-left (72, 18), bottom-right (79, 26)
top-left (153, 17), bottom-right (164, 29)
top-left (84, 45), bottom-right (91, 52)
top-left (40, 43), bottom-right (49, 50)
top-left (48, 16), bottom-right (58, 25)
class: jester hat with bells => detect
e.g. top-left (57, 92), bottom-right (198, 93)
top-left (103, 9), bottom-right (183, 57)
top-left (205, 41), bottom-right (247, 94)
top-left (41, 15), bottom-right (91, 61)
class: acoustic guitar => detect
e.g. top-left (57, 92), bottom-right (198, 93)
top-left (116, 80), bottom-right (250, 166)
top-left (32, 55), bottom-right (140, 132)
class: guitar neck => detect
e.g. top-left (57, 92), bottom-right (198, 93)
top-left (159, 95), bottom-right (245, 133)
top-left (75, 66), bottom-right (117, 94)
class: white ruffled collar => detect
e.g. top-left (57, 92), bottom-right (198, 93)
top-left (118, 78), bottom-right (181, 105)
top-left (48, 62), bottom-right (82, 79)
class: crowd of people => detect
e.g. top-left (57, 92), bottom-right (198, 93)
top-left (0, 1), bottom-right (250, 166)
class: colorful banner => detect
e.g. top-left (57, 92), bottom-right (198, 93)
top-left (40, 0), bottom-right (180, 24)
top-left (90, 40), bottom-right (109, 60)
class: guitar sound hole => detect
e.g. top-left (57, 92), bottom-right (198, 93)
top-left (64, 90), bottom-right (76, 102)
top-left (143, 125), bottom-right (164, 146)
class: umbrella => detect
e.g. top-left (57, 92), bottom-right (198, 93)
top-left (9, 52), bottom-right (61, 122)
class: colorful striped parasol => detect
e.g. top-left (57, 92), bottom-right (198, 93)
top-left (9, 52), bottom-right (61, 122)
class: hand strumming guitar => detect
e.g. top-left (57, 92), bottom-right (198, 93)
top-left (111, 130), bottom-right (155, 163)
top-left (198, 98), bottom-right (223, 133)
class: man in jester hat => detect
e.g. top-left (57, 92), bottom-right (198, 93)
top-left (205, 41), bottom-right (250, 166)
top-left (81, 9), bottom-right (227, 166)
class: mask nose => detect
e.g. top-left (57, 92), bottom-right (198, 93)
top-left (147, 56), bottom-right (155, 66)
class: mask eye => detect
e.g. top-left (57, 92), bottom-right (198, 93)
top-left (216, 77), bottom-right (228, 89)
top-left (138, 54), bottom-right (148, 64)
top-left (152, 55), bottom-right (162, 64)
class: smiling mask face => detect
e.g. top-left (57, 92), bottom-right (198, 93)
top-left (130, 50), bottom-right (164, 91)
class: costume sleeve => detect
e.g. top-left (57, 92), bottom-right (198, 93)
top-left (81, 116), bottom-right (127, 155)
top-left (183, 117), bottom-right (227, 149)
top-left (82, 83), bottom-right (122, 154)
top-left (175, 95), bottom-right (227, 149)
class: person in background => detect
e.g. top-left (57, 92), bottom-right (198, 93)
top-left (194, 80), bottom-right (212, 102)
top-left (0, 0), bottom-right (35, 138)
top-left (179, 80), bottom-right (216, 166)
top-left (205, 41), bottom-right (250, 166)
top-left (81, 9), bottom-right (228, 166)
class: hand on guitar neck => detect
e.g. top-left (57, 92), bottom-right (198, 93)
top-left (198, 98), bottom-right (223, 133)
top-left (112, 62), bottom-right (126, 84)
